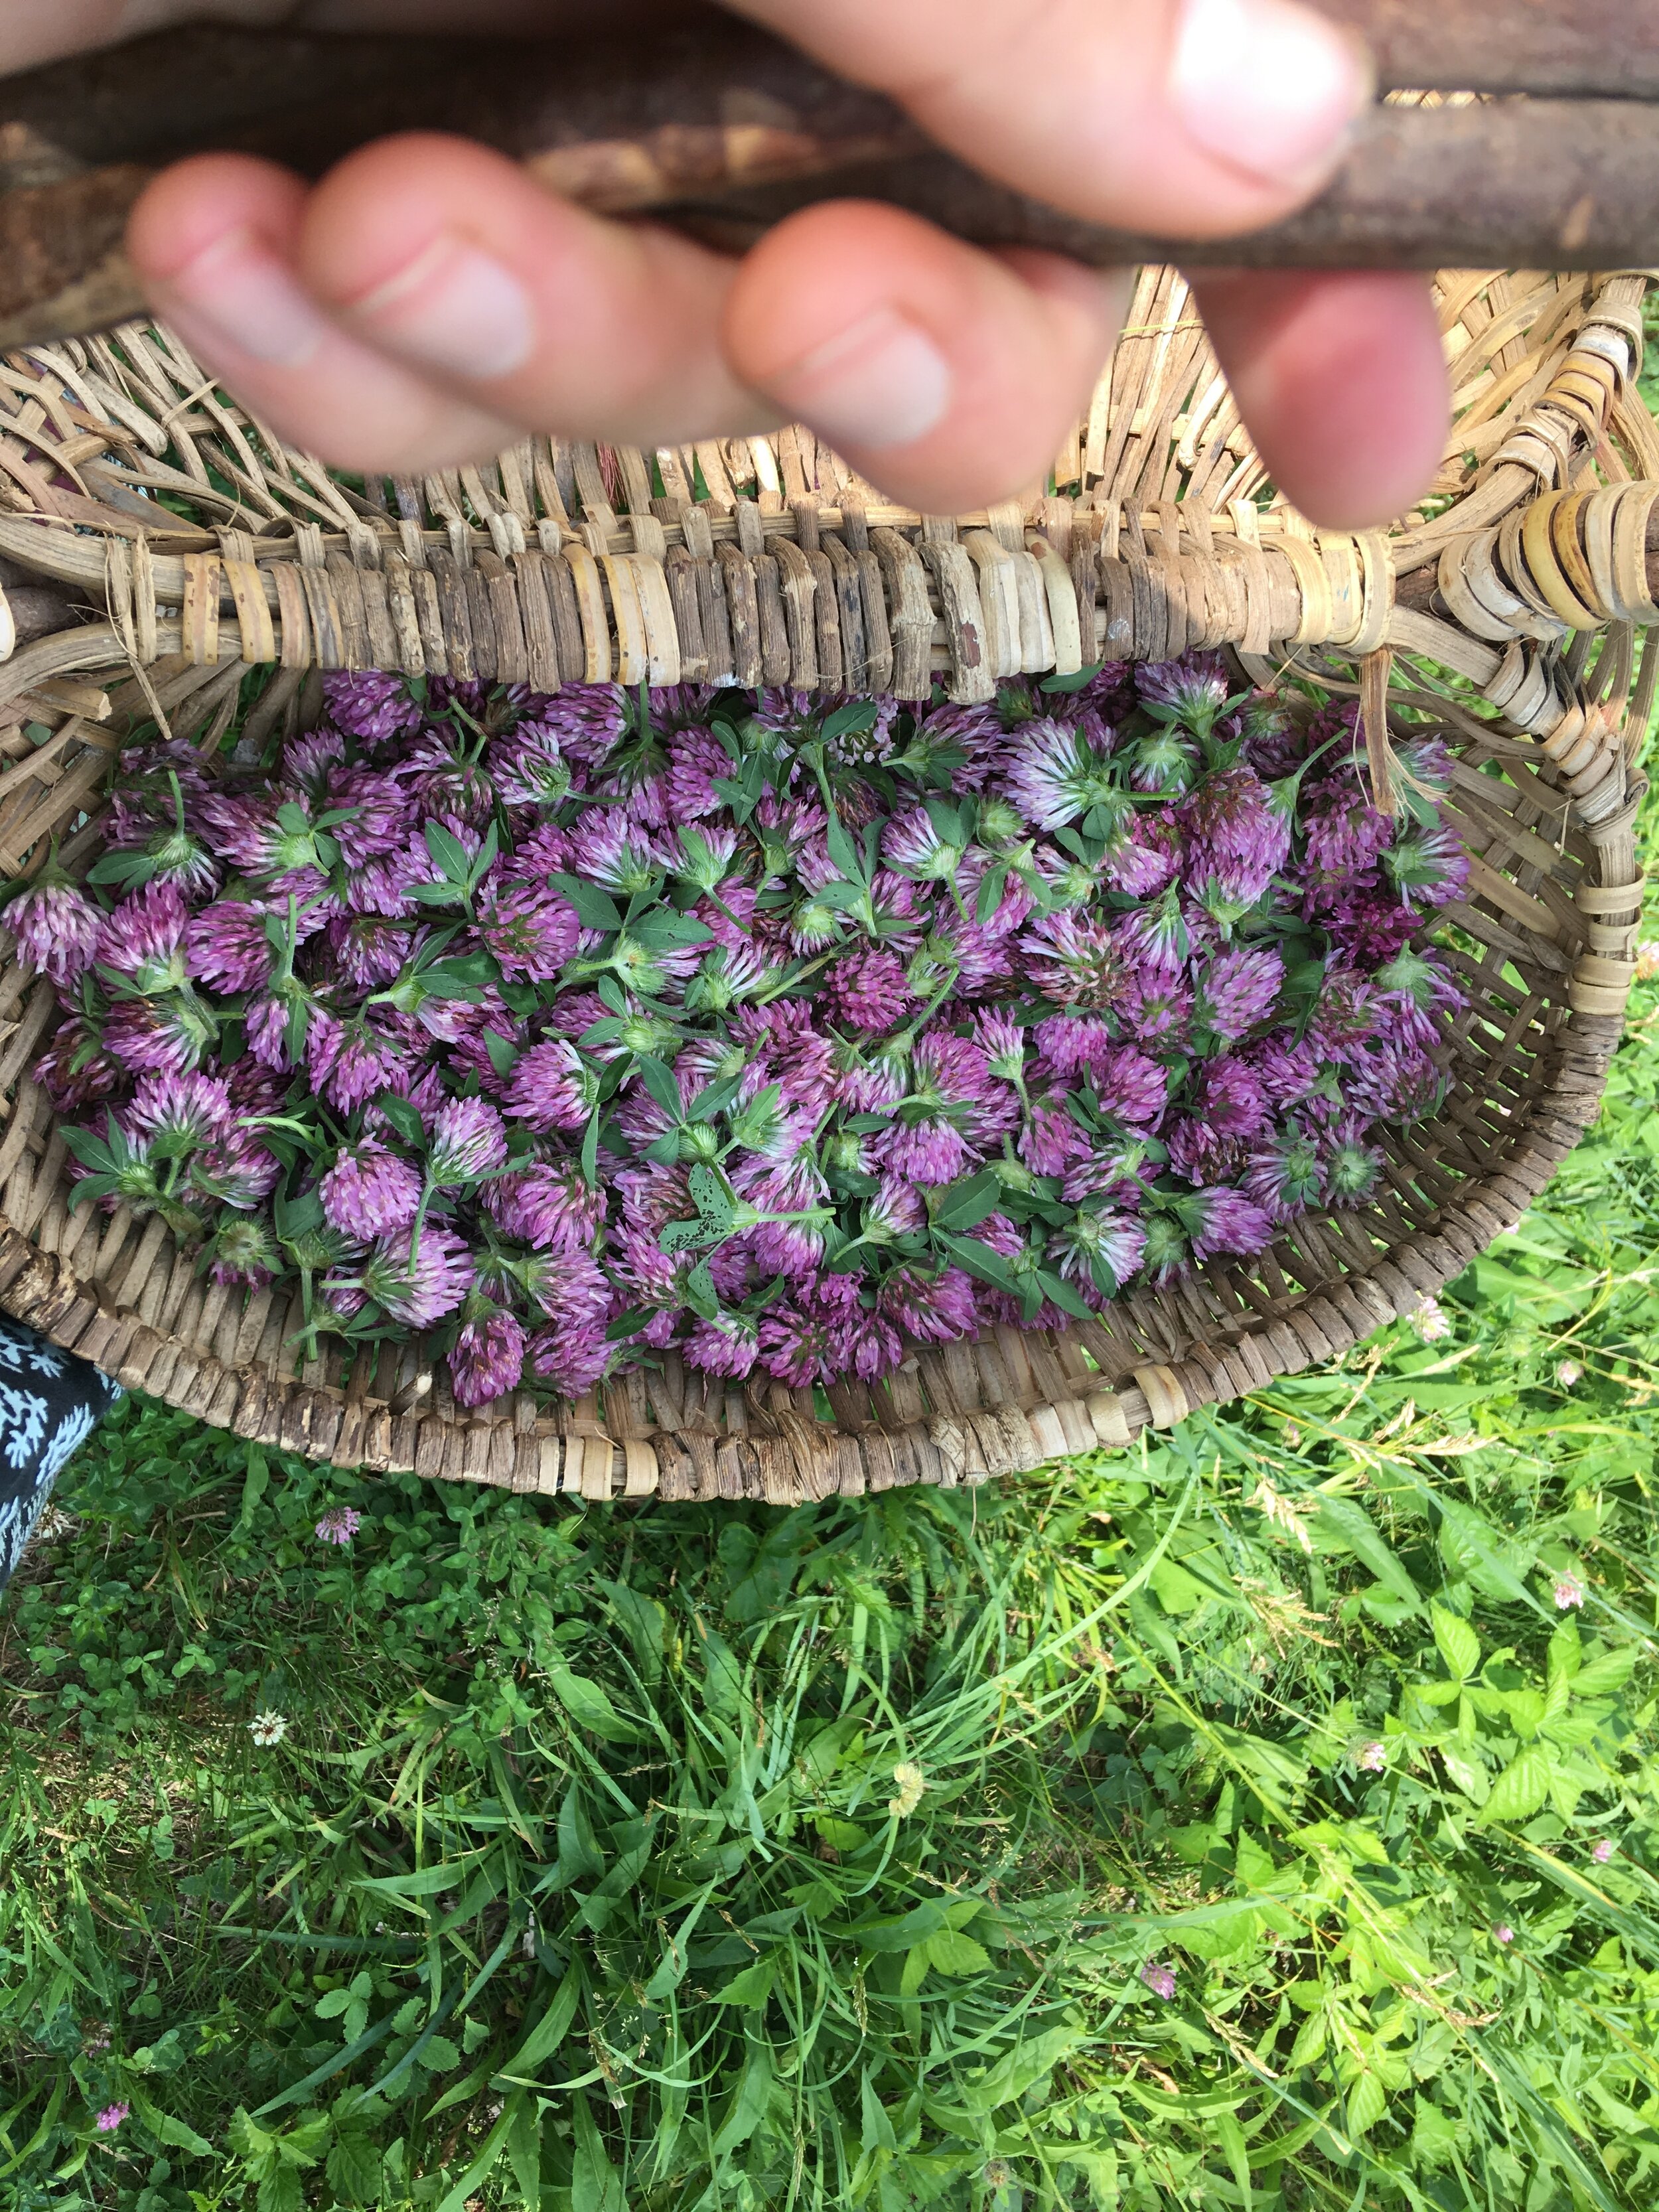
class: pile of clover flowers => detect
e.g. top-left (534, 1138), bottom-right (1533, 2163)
top-left (2, 652), bottom-right (1471, 1411)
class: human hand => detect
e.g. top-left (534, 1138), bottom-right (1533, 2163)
top-left (9, 2), bottom-right (1449, 526)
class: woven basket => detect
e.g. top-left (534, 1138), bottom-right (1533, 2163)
top-left (0, 263), bottom-right (1648, 1502)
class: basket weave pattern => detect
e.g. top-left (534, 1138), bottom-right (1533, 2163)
top-left (0, 267), bottom-right (1648, 1500)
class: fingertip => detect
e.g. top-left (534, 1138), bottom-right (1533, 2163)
top-left (1195, 269), bottom-right (1449, 529)
top-left (128, 154), bottom-right (308, 283)
top-left (725, 205), bottom-right (1121, 512)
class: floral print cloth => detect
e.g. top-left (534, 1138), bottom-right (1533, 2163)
top-left (0, 1319), bottom-right (119, 1592)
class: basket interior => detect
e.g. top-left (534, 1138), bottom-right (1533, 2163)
top-left (0, 266), bottom-right (1646, 1500)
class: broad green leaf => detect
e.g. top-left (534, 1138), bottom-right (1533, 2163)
top-left (1480, 1745), bottom-right (1554, 1825)
top-left (548, 1666), bottom-right (639, 1743)
top-left (1573, 1646), bottom-right (1638, 1698)
top-left (925, 1929), bottom-right (991, 1976)
top-left (1346, 2068), bottom-right (1388, 2136)
top-left (715, 1954), bottom-right (777, 2007)
top-left (711, 2038), bottom-right (774, 2154)
top-left (325, 2132), bottom-right (382, 2206)
top-left (1431, 1601), bottom-right (1480, 1680)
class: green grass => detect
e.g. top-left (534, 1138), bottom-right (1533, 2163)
top-left (3, 983), bottom-right (1658, 2212)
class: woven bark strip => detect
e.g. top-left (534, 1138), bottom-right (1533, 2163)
top-left (0, 264), bottom-right (1648, 1497)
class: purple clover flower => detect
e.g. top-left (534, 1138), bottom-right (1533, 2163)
top-left (315, 1506), bottom-right (362, 1545)
top-left (321, 1142), bottom-right (422, 1238)
top-left (449, 1308), bottom-right (528, 1407)
top-left (428, 1096), bottom-right (508, 1186)
top-left (6, 879), bottom-right (100, 986)
top-left (360, 1226), bottom-right (474, 1329)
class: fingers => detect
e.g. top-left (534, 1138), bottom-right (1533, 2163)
top-left (731, 0), bottom-right (1374, 237)
top-left (128, 154), bottom-right (525, 473)
top-left (1192, 269), bottom-right (1449, 528)
top-left (293, 135), bottom-right (768, 449)
top-left (725, 205), bottom-right (1128, 514)
top-left (131, 142), bottom-right (1120, 509)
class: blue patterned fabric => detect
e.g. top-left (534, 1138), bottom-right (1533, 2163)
top-left (0, 1319), bottom-right (121, 1591)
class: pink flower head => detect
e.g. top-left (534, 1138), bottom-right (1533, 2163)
top-left (1356, 1740), bottom-right (1387, 1773)
top-left (102, 992), bottom-right (215, 1076)
top-left (184, 898), bottom-right (286, 993)
top-left (1139, 1963), bottom-right (1178, 2002)
top-left (321, 1142), bottom-right (422, 1238)
top-left (826, 948), bottom-right (912, 1033)
top-left (1592, 1838), bottom-right (1615, 1864)
top-left (1492, 1923), bottom-right (1515, 1944)
top-left (1021, 911), bottom-right (1125, 1013)
top-left (6, 879), bottom-right (100, 986)
top-left (360, 1226), bottom-right (473, 1329)
top-left (315, 1506), bottom-right (362, 1545)
top-left (684, 1313), bottom-right (761, 1378)
top-left (323, 669), bottom-right (425, 747)
top-left (505, 1039), bottom-right (599, 1134)
top-left (124, 1070), bottom-right (234, 1150)
top-left (1553, 1574), bottom-right (1586, 1611)
top-left (1091, 1046), bottom-right (1169, 1127)
top-left (478, 879), bottom-right (580, 982)
top-left (449, 1308), bottom-right (528, 1408)
top-left (526, 1316), bottom-right (612, 1399)
top-left (1200, 947), bottom-right (1285, 1041)
top-left (428, 1096), bottom-right (508, 1186)
top-left (208, 1216), bottom-right (280, 1289)
top-left (96, 2102), bottom-right (129, 2134)
top-left (96, 881), bottom-right (190, 992)
top-left (484, 1159), bottom-right (604, 1252)
top-left (1185, 1187), bottom-right (1275, 1263)
top-left (879, 1264), bottom-right (979, 1344)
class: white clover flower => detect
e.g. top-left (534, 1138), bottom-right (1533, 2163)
top-left (249, 1710), bottom-right (288, 1747)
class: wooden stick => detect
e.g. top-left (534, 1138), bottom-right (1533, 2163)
top-left (1, 8), bottom-right (1658, 352)
top-left (1311, 0), bottom-right (1659, 98)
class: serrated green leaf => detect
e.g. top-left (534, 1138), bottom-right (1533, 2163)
top-left (1431, 1601), bottom-right (1480, 1680)
top-left (1480, 1745), bottom-right (1554, 1825)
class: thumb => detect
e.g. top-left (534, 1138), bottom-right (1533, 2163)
top-left (726, 0), bottom-right (1374, 240)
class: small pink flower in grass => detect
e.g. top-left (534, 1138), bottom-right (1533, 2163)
top-left (1139, 1962), bottom-right (1178, 2001)
top-left (96, 2102), bottom-right (129, 2134)
top-left (1554, 1574), bottom-right (1586, 1611)
top-left (1491, 1922), bottom-right (1516, 1945)
top-left (1592, 1838), bottom-right (1615, 1865)
top-left (1356, 1740), bottom-right (1387, 1773)
top-left (315, 1507), bottom-right (362, 1546)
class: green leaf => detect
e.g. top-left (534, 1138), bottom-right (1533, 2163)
top-left (372, 1094), bottom-right (424, 1147)
top-left (1480, 1745), bottom-right (1554, 1826)
top-left (932, 1169), bottom-right (1005, 1234)
top-left (498, 1966), bottom-right (581, 2082)
top-left (925, 1929), bottom-right (991, 1976)
top-left (1346, 2068), bottom-right (1388, 2136)
top-left (715, 1954), bottom-right (777, 2006)
top-left (711, 2038), bottom-right (774, 2155)
top-left (1572, 1646), bottom-right (1638, 1698)
top-left (424, 820), bottom-right (474, 884)
top-left (129, 2091), bottom-right (213, 2157)
top-left (1312, 1493), bottom-right (1420, 1610)
top-left (549, 872), bottom-right (622, 933)
top-left (1431, 1602), bottom-right (1480, 1680)
top-left (636, 1055), bottom-right (684, 1121)
top-left (572, 2091), bottom-right (628, 2212)
top-left (548, 1666), bottom-right (638, 1743)
top-left (325, 2132), bottom-right (382, 2206)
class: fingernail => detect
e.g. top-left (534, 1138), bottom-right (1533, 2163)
top-left (1171, 0), bottom-right (1373, 190)
top-left (162, 227), bottom-right (327, 368)
top-left (348, 236), bottom-right (535, 382)
top-left (767, 307), bottom-right (952, 454)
